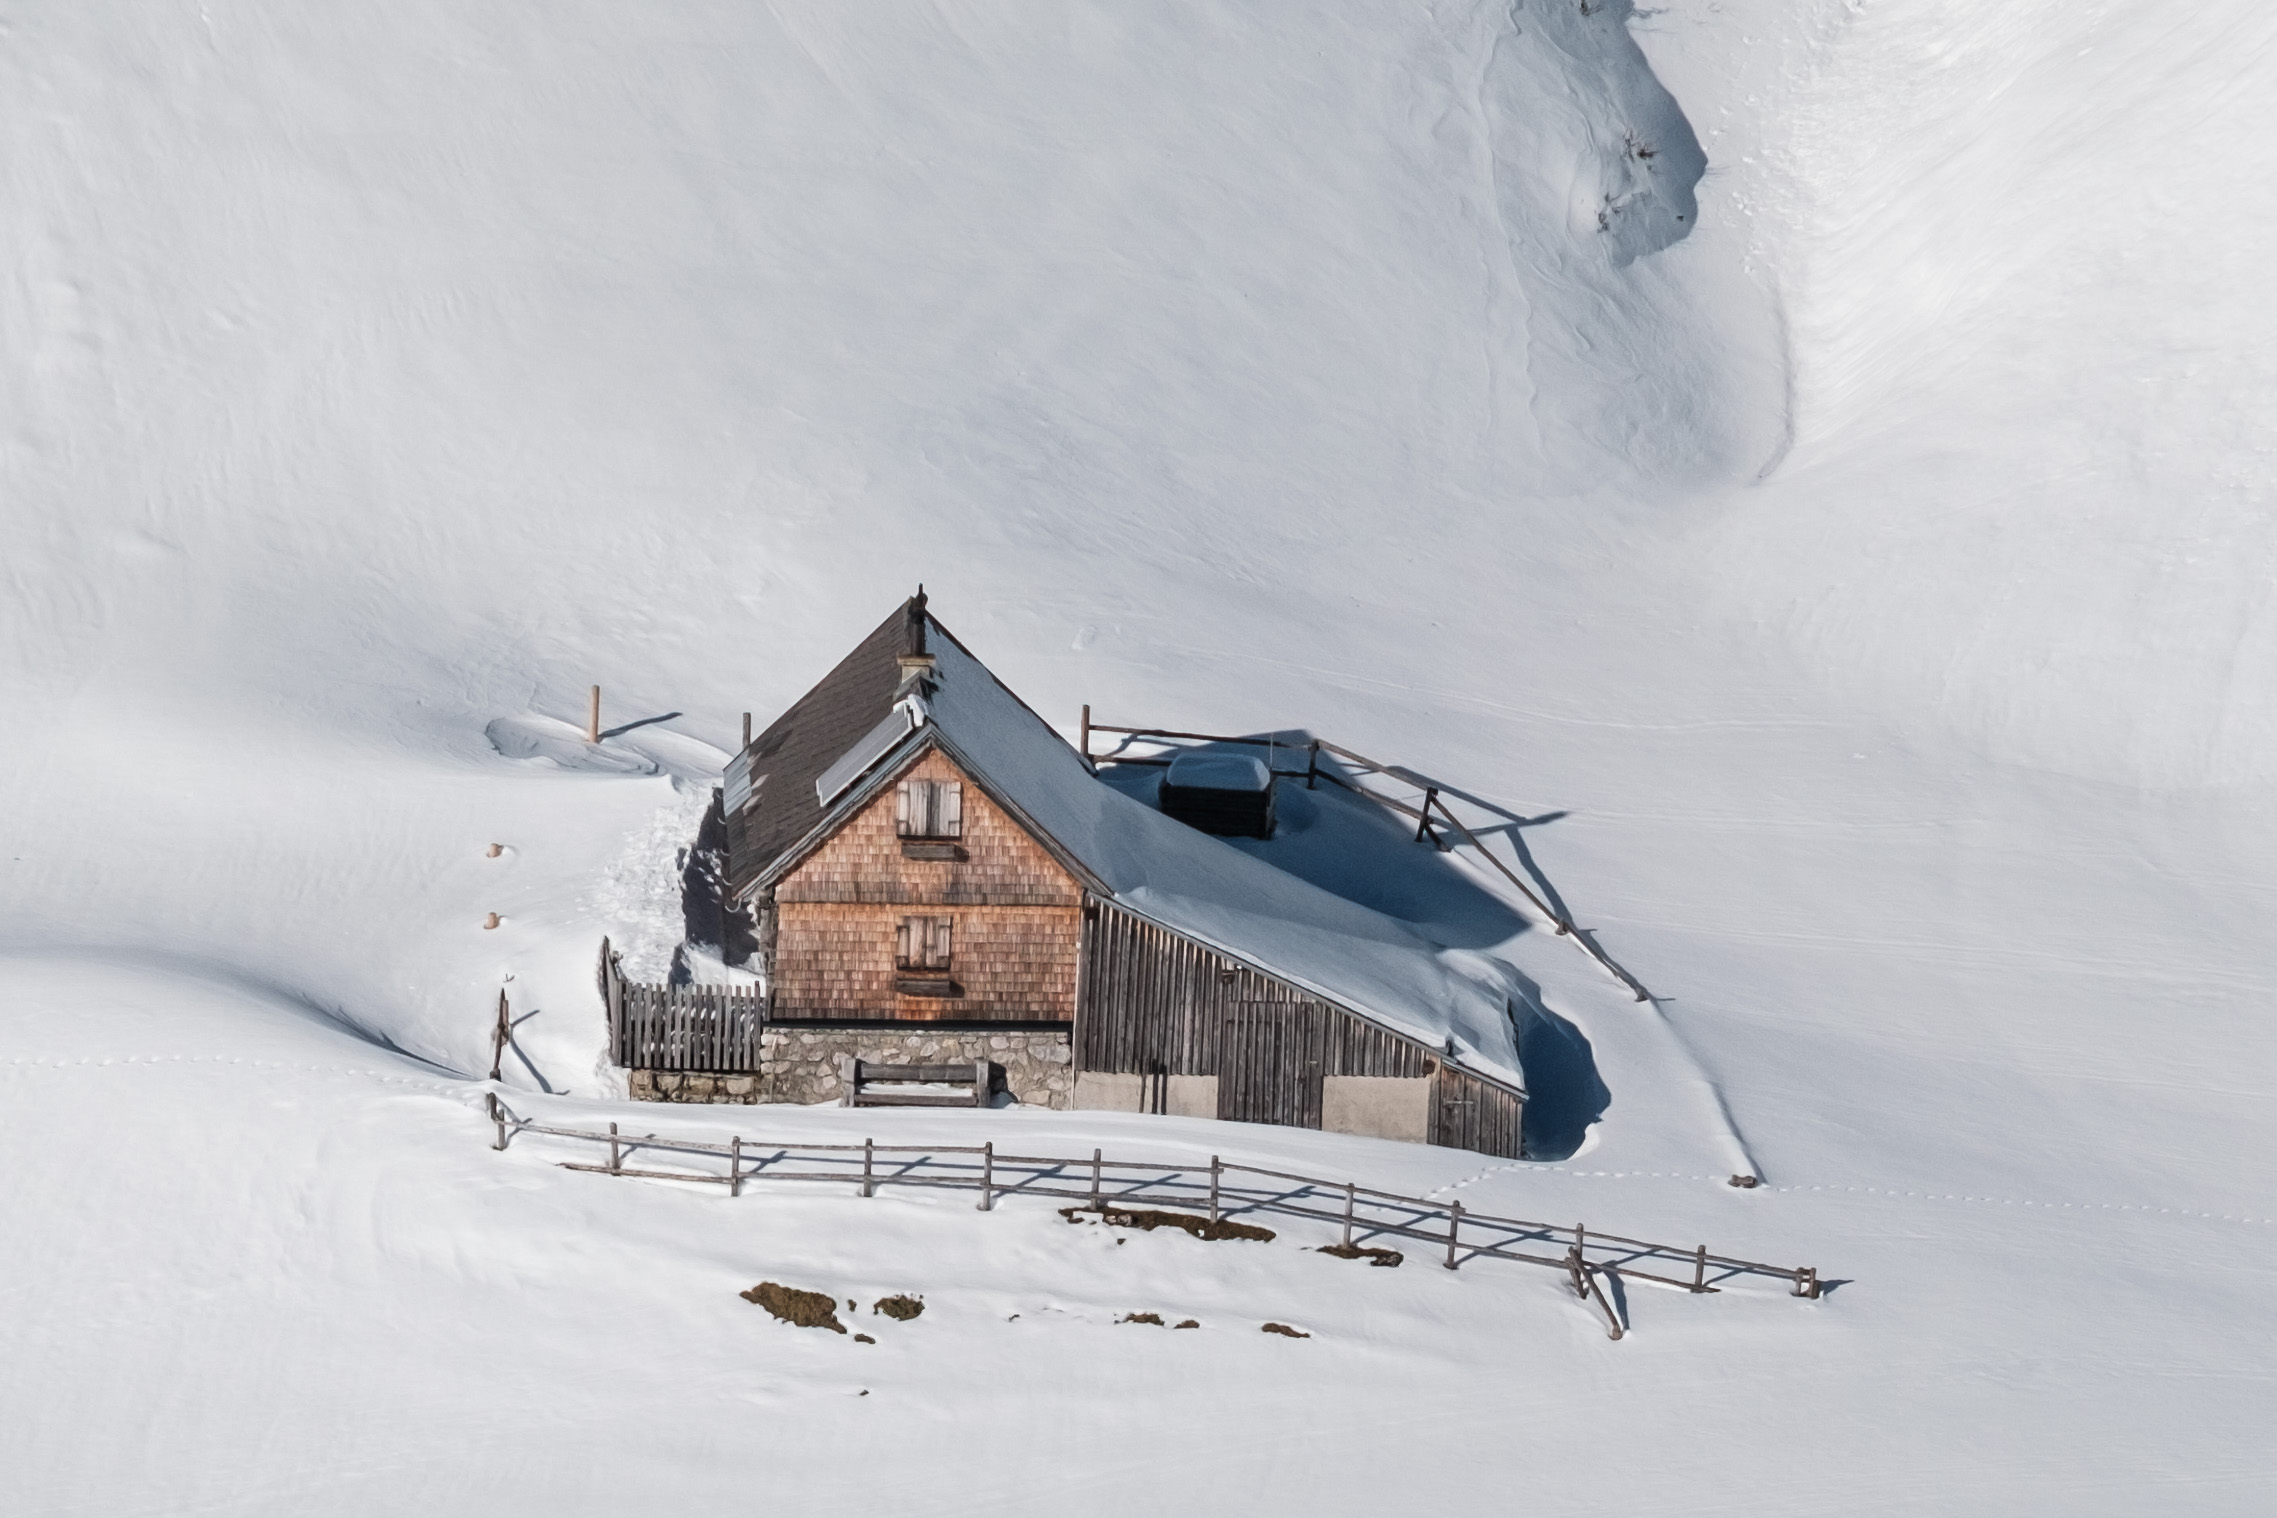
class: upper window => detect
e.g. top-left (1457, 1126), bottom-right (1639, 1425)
top-left (895, 778), bottom-right (964, 839)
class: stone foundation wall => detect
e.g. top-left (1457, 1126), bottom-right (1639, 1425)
top-left (626, 1027), bottom-right (1073, 1109)
top-left (760, 1027), bottom-right (1072, 1108)
top-left (630, 1070), bottom-right (763, 1104)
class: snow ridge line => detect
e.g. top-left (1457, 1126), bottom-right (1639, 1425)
top-left (0, 1053), bottom-right (466, 1094)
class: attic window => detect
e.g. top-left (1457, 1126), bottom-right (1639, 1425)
top-left (894, 915), bottom-right (957, 997)
top-left (896, 779), bottom-right (963, 840)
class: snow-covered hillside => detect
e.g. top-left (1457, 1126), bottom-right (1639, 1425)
top-left (4, 1), bottom-right (2274, 1512)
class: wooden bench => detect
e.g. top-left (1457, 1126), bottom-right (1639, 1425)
top-left (840, 1057), bottom-right (994, 1108)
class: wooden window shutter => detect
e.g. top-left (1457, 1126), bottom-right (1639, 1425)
top-left (931, 917), bottom-right (953, 969)
top-left (895, 781), bottom-right (915, 837)
top-left (895, 916), bottom-right (914, 968)
top-left (938, 780), bottom-right (962, 838)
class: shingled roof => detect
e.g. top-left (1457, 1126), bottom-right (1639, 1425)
top-left (720, 595), bottom-right (924, 900)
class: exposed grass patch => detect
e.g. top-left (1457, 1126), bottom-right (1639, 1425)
top-left (1261, 1322), bottom-right (1310, 1339)
top-left (853, 1333), bottom-right (875, 1344)
top-left (873, 1295), bottom-right (925, 1321)
top-left (741, 1281), bottom-right (847, 1333)
top-left (1318, 1243), bottom-right (1404, 1267)
top-left (1060, 1205), bottom-right (1274, 1243)
top-left (1173, 1319), bottom-right (1200, 1329)
top-left (1121, 1312), bottom-right (1165, 1326)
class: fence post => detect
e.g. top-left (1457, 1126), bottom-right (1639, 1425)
top-left (1342, 1180), bottom-right (1355, 1250)
top-left (1208, 1157), bottom-right (1221, 1224)
top-left (1567, 1245), bottom-right (1588, 1298)
top-left (488, 1092), bottom-right (507, 1151)
top-left (1444, 1200), bottom-right (1463, 1269)
top-left (1090, 1148), bottom-right (1102, 1212)
top-left (862, 1138), bottom-right (874, 1198)
top-left (1694, 1244), bottom-right (1707, 1293)
top-left (1793, 1266), bottom-right (1819, 1299)
top-left (979, 1141), bottom-right (994, 1211)
top-left (1415, 787), bottom-right (1439, 845)
top-left (608, 1122), bottom-right (621, 1175)
top-left (729, 1135), bottom-right (742, 1198)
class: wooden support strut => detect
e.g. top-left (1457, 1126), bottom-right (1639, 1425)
top-left (490, 990), bottom-right (509, 1082)
top-left (1583, 1263), bottom-right (1626, 1340)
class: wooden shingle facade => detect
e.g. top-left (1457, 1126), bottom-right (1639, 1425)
top-left (680, 591), bottom-right (1526, 1157)
top-left (772, 748), bottom-right (1084, 1021)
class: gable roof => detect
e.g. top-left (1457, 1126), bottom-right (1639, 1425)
top-left (722, 599), bottom-right (918, 900)
top-left (727, 594), bottom-right (1527, 1094)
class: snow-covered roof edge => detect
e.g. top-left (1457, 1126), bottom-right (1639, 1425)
top-left (917, 617), bottom-right (1527, 1093)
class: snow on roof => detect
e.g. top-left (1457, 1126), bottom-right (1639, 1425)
top-left (813, 700), bottom-right (919, 805)
top-left (1165, 750), bottom-right (1272, 792)
top-left (921, 622), bottom-right (1525, 1091)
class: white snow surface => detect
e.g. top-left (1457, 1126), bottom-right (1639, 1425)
top-left (4, 1), bottom-right (2276, 1513)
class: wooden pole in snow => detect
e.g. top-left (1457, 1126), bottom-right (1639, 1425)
top-left (490, 990), bottom-right (508, 1081)
top-left (587, 685), bottom-right (601, 744)
top-left (1080, 704), bottom-right (1092, 768)
top-left (741, 711), bottom-right (752, 750)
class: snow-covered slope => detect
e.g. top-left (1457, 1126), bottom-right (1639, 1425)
top-left (4, 1), bottom-right (2274, 1512)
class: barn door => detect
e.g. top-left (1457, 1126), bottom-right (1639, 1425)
top-left (1218, 1003), bottom-right (1327, 1129)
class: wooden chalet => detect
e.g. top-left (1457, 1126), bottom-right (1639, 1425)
top-left (645, 591), bottom-right (1528, 1157)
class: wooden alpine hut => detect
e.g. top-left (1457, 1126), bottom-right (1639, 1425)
top-left (646, 590), bottom-right (1528, 1157)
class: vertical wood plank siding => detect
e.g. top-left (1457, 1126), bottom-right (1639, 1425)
top-left (1076, 897), bottom-right (1522, 1158)
top-left (610, 982), bottom-right (766, 1073)
top-left (1218, 1003), bottom-right (1327, 1129)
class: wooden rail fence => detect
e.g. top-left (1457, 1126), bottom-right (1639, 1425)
top-left (485, 1095), bottom-right (1823, 1340)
